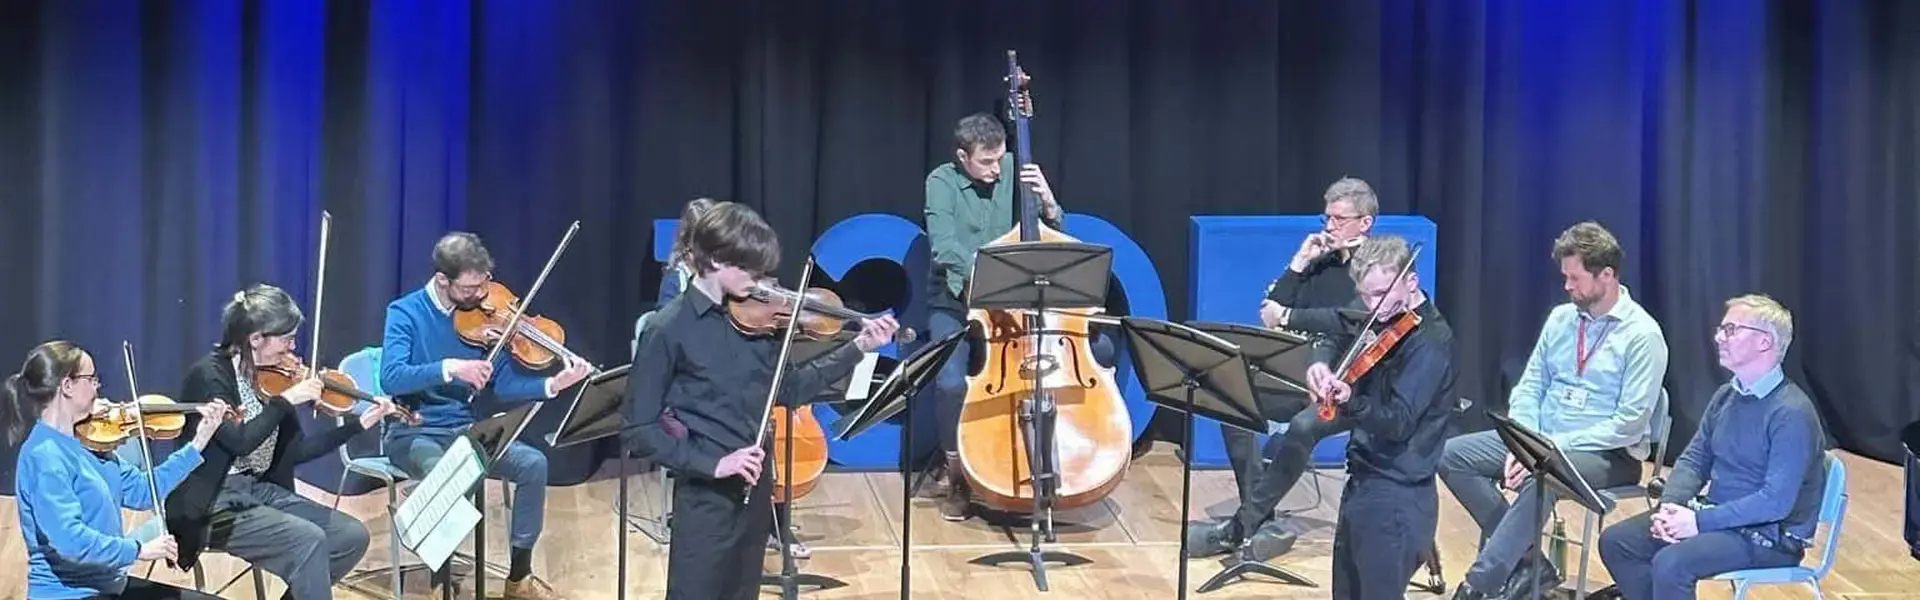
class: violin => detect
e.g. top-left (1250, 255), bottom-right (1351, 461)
top-left (728, 282), bottom-right (917, 344)
top-left (255, 354), bottom-right (419, 425)
top-left (955, 52), bottom-right (1133, 514)
top-left (453, 280), bottom-right (591, 372)
top-left (76, 394), bottom-right (239, 453)
top-left (1316, 310), bottom-right (1422, 420)
top-left (1314, 241), bottom-right (1425, 420)
top-left (730, 279), bottom-right (908, 503)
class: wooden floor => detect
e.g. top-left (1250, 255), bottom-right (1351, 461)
top-left (2, 445), bottom-right (1915, 599)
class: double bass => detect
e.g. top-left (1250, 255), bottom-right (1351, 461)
top-left (954, 52), bottom-right (1132, 513)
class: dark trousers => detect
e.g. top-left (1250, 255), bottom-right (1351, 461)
top-left (207, 475), bottom-right (371, 600)
top-left (1438, 430), bottom-right (1641, 590)
top-left (1222, 396), bottom-right (1344, 535)
top-left (666, 452), bottom-right (774, 599)
top-left (93, 577), bottom-right (223, 600)
top-left (1331, 475), bottom-right (1438, 600)
top-left (1598, 511), bottom-right (1801, 600)
top-left (927, 307), bottom-right (1119, 456)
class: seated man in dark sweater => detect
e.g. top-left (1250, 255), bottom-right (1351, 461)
top-left (1598, 294), bottom-right (1827, 600)
top-left (1187, 176), bottom-right (1381, 560)
top-left (380, 232), bottom-right (593, 600)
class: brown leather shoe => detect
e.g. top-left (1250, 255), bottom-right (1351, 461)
top-left (504, 575), bottom-right (564, 600)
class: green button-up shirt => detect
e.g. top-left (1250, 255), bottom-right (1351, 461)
top-left (923, 154), bottom-right (1063, 309)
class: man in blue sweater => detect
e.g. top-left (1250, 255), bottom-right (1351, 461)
top-left (1597, 294), bottom-right (1827, 599)
top-left (381, 232), bottom-right (591, 600)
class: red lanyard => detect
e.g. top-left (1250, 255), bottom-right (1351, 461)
top-left (1576, 317), bottom-right (1613, 376)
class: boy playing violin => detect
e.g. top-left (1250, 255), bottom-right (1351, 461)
top-left (1303, 236), bottom-right (1458, 600)
top-left (621, 200), bottom-right (898, 599)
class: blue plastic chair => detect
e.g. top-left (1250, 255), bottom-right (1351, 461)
top-left (332, 346), bottom-right (412, 599)
top-left (1707, 452), bottom-right (1848, 599)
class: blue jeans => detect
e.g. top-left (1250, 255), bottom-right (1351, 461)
top-left (1599, 511), bottom-right (1800, 599)
top-left (387, 426), bottom-right (549, 550)
top-left (927, 307), bottom-right (1119, 455)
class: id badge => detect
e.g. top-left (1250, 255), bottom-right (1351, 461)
top-left (1566, 388), bottom-right (1590, 410)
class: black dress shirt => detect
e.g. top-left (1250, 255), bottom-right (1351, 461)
top-left (622, 285), bottom-right (867, 479)
top-left (1311, 300), bottom-right (1457, 484)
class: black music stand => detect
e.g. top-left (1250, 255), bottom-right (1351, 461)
top-left (1118, 318), bottom-right (1271, 599)
top-left (1488, 412), bottom-right (1613, 600)
top-left (831, 327), bottom-right (965, 600)
top-left (1177, 322), bottom-right (1320, 594)
top-left (544, 365), bottom-right (642, 600)
top-left (1182, 322), bottom-right (1314, 408)
top-left (963, 240), bottom-right (1113, 592)
top-left (449, 403), bottom-right (541, 600)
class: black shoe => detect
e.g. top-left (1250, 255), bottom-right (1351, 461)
top-left (940, 482), bottom-right (971, 522)
top-left (1584, 585), bottom-right (1623, 600)
top-left (1241, 520), bottom-right (1299, 562)
top-left (1182, 518), bottom-right (1241, 558)
top-left (1496, 558), bottom-right (1564, 600)
top-left (1452, 582), bottom-right (1492, 600)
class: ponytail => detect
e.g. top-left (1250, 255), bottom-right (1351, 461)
top-left (2, 373), bottom-right (33, 447)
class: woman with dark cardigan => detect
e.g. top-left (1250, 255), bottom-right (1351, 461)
top-left (164, 284), bottom-right (400, 599)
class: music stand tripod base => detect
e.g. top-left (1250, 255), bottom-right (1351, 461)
top-left (1169, 321), bottom-right (1319, 595)
top-left (963, 241), bottom-right (1115, 592)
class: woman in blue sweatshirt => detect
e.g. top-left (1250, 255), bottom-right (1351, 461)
top-left (7, 340), bottom-right (226, 599)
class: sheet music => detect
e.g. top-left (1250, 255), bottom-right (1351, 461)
top-left (394, 435), bottom-right (486, 570)
top-left (845, 351), bottom-right (880, 401)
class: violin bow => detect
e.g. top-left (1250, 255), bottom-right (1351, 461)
top-left (747, 256), bottom-right (817, 505)
top-left (467, 221), bottom-right (581, 455)
top-left (1330, 242), bottom-right (1424, 376)
top-left (120, 341), bottom-right (172, 562)
top-left (308, 211), bottom-right (331, 387)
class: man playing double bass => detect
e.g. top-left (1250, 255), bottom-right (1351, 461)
top-left (919, 80), bottom-right (1122, 521)
top-left (1304, 235), bottom-right (1458, 600)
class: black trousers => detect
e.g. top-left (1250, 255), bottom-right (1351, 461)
top-left (1332, 475), bottom-right (1438, 600)
top-left (665, 452), bottom-right (773, 600)
top-left (1221, 392), bottom-right (1342, 535)
top-left (91, 577), bottom-right (223, 600)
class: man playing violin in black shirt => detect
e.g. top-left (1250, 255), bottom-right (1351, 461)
top-left (622, 200), bottom-right (899, 600)
top-left (1303, 236), bottom-right (1458, 600)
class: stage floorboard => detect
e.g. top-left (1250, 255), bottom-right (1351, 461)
top-left (2, 446), bottom-right (1912, 599)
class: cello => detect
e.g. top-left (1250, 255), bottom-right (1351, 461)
top-left (954, 51), bottom-right (1133, 515)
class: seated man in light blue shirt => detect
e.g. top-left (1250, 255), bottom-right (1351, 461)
top-left (1444, 222), bottom-right (1670, 599)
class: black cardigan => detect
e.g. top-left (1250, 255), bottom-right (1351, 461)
top-left (162, 351), bottom-right (365, 568)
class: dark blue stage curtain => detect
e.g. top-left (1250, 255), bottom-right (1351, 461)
top-left (2, 0), bottom-right (1915, 495)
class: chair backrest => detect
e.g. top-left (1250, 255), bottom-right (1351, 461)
top-left (338, 347), bottom-right (383, 397)
top-left (1811, 451), bottom-right (1848, 578)
top-left (1646, 388), bottom-right (1673, 480)
top-left (335, 346), bottom-right (384, 459)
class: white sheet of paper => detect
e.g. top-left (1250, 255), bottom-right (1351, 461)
top-left (845, 351), bottom-right (880, 401)
top-left (414, 500), bottom-right (482, 572)
top-left (394, 435), bottom-right (486, 569)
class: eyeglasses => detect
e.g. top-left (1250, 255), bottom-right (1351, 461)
top-left (1322, 213), bottom-right (1366, 226)
top-left (1715, 322), bottom-right (1772, 339)
top-left (68, 372), bottom-right (99, 383)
